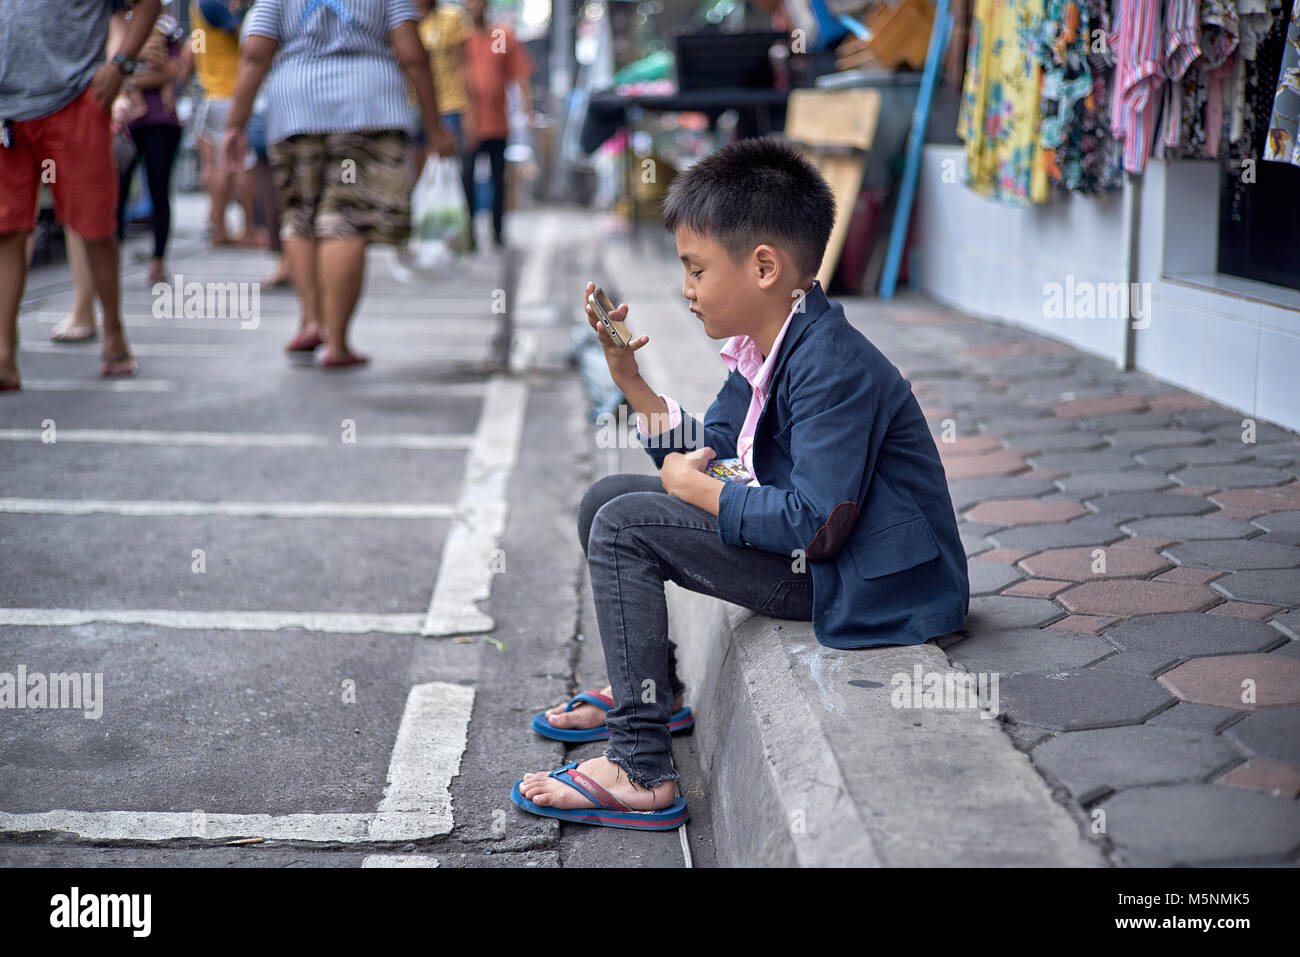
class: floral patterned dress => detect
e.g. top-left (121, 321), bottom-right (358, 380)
top-left (1037, 0), bottom-right (1124, 192)
top-left (1264, 0), bottom-right (1300, 165)
top-left (959, 0), bottom-right (1052, 204)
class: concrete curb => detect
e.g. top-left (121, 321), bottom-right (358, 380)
top-left (601, 225), bottom-right (1105, 867)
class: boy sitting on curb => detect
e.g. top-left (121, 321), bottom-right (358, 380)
top-left (512, 137), bottom-right (969, 829)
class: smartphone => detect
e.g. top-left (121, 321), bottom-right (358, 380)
top-left (588, 287), bottom-right (632, 349)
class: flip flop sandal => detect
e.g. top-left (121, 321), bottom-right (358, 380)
top-left (530, 690), bottom-right (694, 743)
top-left (100, 351), bottom-right (137, 377)
top-left (0, 379), bottom-right (21, 392)
top-left (50, 321), bottom-right (98, 343)
top-left (320, 352), bottom-right (369, 369)
top-left (510, 761), bottom-right (689, 831)
top-left (285, 329), bottom-right (324, 352)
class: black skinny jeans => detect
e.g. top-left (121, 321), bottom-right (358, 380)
top-left (461, 136), bottom-right (506, 245)
top-left (577, 473), bottom-right (814, 789)
top-left (117, 123), bottom-right (182, 260)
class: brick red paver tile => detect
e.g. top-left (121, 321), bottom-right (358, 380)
top-left (1047, 615), bottom-right (1118, 635)
top-left (1058, 579), bottom-right (1220, 616)
top-left (1169, 484), bottom-right (1220, 496)
top-left (963, 498), bottom-right (1087, 526)
top-left (1210, 483), bottom-right (1300, 516)
top-left (1124, 536), bottom-right (1178, 550)
top-left (1207, 601), bottom-right (1286, 620)
top-left (1001, 578), bottom-right (1073, 598)
top-left (1018, 543), bottom-right (1173, 581)
top-left (974, 547), bottom-right (1038, 563)
top-left (1148, 394), bottom-right (1218, 414)
top-left (1158, 654), bottom-right (1300, 710)
top-left (1053, 394), bottom-right (1150, 418)
top-left (1154, 567), bottom-right (1226, 585)
top-left (1215, 757), bottom-right (1300, 797)
top-left (941, 448), bottom-right (1029, 479)
top-left (1213, 507), bottom-right (1271, 521)
top-left (962, 341), bottom-right (1070, 358)
top-left (935, 433), bottom-right (1007, 456)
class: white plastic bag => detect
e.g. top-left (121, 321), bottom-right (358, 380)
top-left (411, 156), bottom-right (470, 270)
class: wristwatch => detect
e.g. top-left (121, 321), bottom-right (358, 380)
top-left (111, 53), bottom-right (139, 75)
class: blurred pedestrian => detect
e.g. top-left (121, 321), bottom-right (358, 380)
top-left (191, 0), bottom-right (262, 246)
top-left (222, 0), bottom-right (456, 366)
top-left (413, 0), bottom-right (476, 217)
top-left (247, 93), bottom-right (291, 287)
top-left (48, 8), bottom-right (135, 343)
top-left (0, 0), bottom-right (162, 391)
top-left (116, 9), bottom-right (192, 283)
top-left (461, 0), bottom-right (533, 250)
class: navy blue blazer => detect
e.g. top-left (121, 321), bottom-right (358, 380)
top-left (640, 281), bottom-right (969, 648)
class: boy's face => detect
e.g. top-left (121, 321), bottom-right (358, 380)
top-left (675, 226), bottom-right (766, 341)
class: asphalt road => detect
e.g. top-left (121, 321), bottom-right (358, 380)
top-left (0, 201), bottom-right (713, 868)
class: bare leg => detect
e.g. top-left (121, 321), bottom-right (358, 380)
top-left (50, 227), bottom-right (99, 339)
top-left (282, 235), bottom-right (322, 347)
top-left (81, 233), bottom-right (133, 374)
top-left (318, 236), bottom-right (367, 363)
top-left (0, 231), bottom-right (30, 389)
top-left (200, 138), bottom-right (232, 244)
top-left (235, 166), bottom-right (265, 247)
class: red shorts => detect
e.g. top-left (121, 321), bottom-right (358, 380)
top-left (0, 85), bottom-right (119, 240)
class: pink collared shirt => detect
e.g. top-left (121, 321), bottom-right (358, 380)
top-left (636, 287), bottom-right (809, 487)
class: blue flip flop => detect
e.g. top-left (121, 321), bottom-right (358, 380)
top-left (510, 761), bottom-right (689, 830)
top-left (530, 690), bottom-right (694, 743)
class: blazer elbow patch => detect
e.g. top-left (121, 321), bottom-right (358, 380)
top-left (805, 501), bottom-right (860, 560)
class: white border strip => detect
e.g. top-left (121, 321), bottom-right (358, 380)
top-left (0, 428), bottom-right (471, 450)
top-left (19, 379), bottom-right (175, 393)
top-left (0, 608), bottom-right (424, 634)
top-left (421, 376), bottom-right (528, 636)
top-left (367, 681), bottom-right (475, 840)
top-left (0, 498), bottom-right (458, 519)
top-left (0, 682), bottom-right (475, 845)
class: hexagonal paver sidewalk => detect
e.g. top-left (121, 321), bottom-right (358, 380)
top-left (851, 291), bottom-right (1300, 867)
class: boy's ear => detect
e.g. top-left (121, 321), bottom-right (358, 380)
top-left (753, 244), bottom-right (782, 289)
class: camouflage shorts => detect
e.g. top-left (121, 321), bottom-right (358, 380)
top-left (269, 129), bottom-right (411, 244)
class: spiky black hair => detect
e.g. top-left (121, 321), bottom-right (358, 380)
top-left (662, 136), bottom-right (836, 279)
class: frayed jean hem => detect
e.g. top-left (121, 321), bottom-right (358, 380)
top-left (602, 747), bottom-right (680, 790)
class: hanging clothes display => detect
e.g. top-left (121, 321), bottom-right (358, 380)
top-left (1037, 0), bottom-right (1125, 191)
top-left (1163, 0), bottom-right (1240, 157)
top-left (1109, 0), bottom-right (1166, 172)
top-left (1226, 5), bottom-right (1292, 217)
top-left (1263, 0), bottom-right (1300, 165)
top-left (1230, 0), bottom-right (1278, 143)
top-left (958, 0), bottom-right (1051, 204)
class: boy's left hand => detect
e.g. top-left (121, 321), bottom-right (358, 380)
top-left (661, 448), bottom-right (722, 515)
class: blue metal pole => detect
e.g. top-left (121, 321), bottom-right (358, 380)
top-left (880, 0), bottom-right (952, 300)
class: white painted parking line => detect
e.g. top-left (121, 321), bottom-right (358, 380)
top-left (0, 498), bottom-right (458, 519)
top-left (20, 341), bottom-right (494, 361)
top-left (367, 681), bottom-right (475, 840)
top-left (30, 311), bottom-right (498, 332)
top-left (0, 811), bottom-right (375, 843)
top-left (0, 608), bottom-right (424, 634)
top-left (518, 212), bottom-right (558, 305)
top-left (19, 379), bottom-right (175, 392)
top-left (0, 682), bottom-right (475, 845)
top-left (361, 855), bottom-right (440, 867)
top-left (421, 375), bottom-right (527, 637)
top-left (20, 342), bottom-right (243, 358)
top-left (0, 428), bottom-right (471, 450)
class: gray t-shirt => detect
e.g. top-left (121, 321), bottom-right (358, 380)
top-left (0, 0), bottom-right (116, 121)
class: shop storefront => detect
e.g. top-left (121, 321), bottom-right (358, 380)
top-left (912, 0), bottom-right (1300, 432)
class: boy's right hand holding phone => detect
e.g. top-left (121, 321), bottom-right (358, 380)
top-left (583, 281), bottom-right (649, 381)
top-left (582, 281), bottom-right (672, 434)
